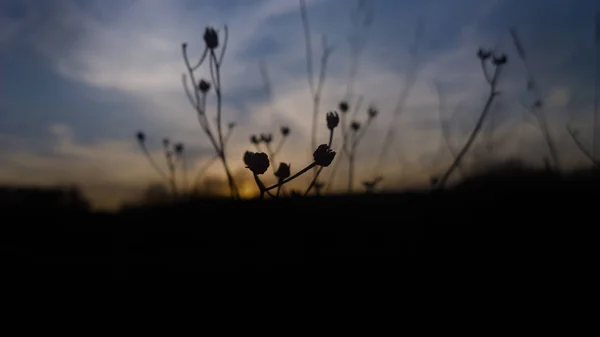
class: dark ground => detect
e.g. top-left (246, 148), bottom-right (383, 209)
top-left (1, 167), bottom-right (596, 280)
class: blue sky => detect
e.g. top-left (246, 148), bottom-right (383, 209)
top-left (0, 0), bottom-right (598, 209)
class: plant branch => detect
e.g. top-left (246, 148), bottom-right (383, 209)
top-left (265, 162), bottom-right (317, 191)
top-left (436, 65), bottom-right (503, 189)
top-left (566, 126), bottom-right (600, 168)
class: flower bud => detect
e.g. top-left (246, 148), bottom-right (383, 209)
top-left (203, 27), bottom-right (219, 50)
top-left (477, 48), bottom-right (492, 61)
top-left (326, 111), bottom-right (340, 130)
top-left (339, 101), bottom-right (349, 113)
top-left (244, 151), bottom-right (270, 175)
top-left (274, 163), bottom-right (291, 180)
top-left (313, 144), bottom-right (336, 167)
top-left (367, 106), bottom-right (378, 119)
top-left (281, 126), bottom-right (290, 137)
top-left (198, 79), bottom-right (211, 93)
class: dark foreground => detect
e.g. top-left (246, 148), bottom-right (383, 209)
top-left (1, 168), bottom-right (597, 280)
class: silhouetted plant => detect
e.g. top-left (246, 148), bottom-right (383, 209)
top-left (249, 126), bottom-right (291, 194)
top-left (334, 103), bottom-right (378, 193)
top-left (191, 122), bottom-right (237, 192)
top-left (247, 114), bottom-right (337, 198)
top-left (564, 14), bottom-right (600, 167)
top-left (435, 48), bottom-right (508, 189)
top-left (363, 176), bottom-right (383, 193)
top-left (434, 82), bottom-right (464, 177)
top-left (509, 28), bottom-right (560, 171)
top-left (299, 0), bottom-right (335, 160)
top-left (182, 26), bottom-right (239, 198)
top-left (274, 162), bottom-right (291, 197)
top-left (136, 131), bottom-right (188, 196)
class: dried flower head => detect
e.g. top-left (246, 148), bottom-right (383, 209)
top-left (244, 151), bottom-right (270, 175)
top-left (326, 111), bottom-right (340, 130)
top-left (367, 106), bottom-right (378, 119)
top-left (492, 54), bottom-right (508, 66)
top-left (313, 144), bottom-right (336, 167)
top-left (228, 122), bottom-right (236, 130)
top-left (198, 79), bottom-right (211, 93)
top-left (136, 131), bottom-right (145, 143)
top-left (260, 133), bottom-right (273, 144)
top-left (281, 126), bottom-right (290, 137)
top-left (477, 48), bottom-right (492, 61)
top-left (250, 135), bottom-right (260, 144)
top-left (203, 27), bottom-right (219, 50)
top-left (274, 163), bottom-right (291, 180)
top-left (351, 121), bottom-right (361, 132)
top-left (174, 143), bottom-right (184, 154)
top-left (163, 138), bottom-right (170, 148)
top-left (339, 101), bottom-right (349, 113)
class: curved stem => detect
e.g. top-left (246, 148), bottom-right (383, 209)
top-left (436, 66), bottom-right (502, 189)
top-left (304, 166), bottom-right (324, 196)
top-left (140, 144), bottom-right (169, 183)
top-left (253, 173), bottom-right (265, 200)
top-left (193, 156), bottom-right (218, 191)
top-left (265, 162), bottom-right (317, 191)
top-left (566, 127), bottom-right (600, 168)
top-left (210, 50), bottom-right (238, 198)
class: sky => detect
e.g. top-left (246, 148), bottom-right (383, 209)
top-left (0, 0), bottom-right (598, 210)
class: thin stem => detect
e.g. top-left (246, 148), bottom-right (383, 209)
top-left (311, 39), bottom-right (333, 161)
top-left (436, 65), bottom-right (503, 189)
top-left (165, 151), bottom-right (177, 197)
top-left (265, 143), bottom-right (278, 176)
top-left (193, 156), bottom-right (218, 191)
top-left (305, 166), bottom-right (324, 196)
top-left (273, 137), bottom-right (287, 157)
top-left (300, 0), bottom-right (315, 95)
top-left (191, 48), bottom-right (208, 71)
top-left (210, 49), bottom-right (238, 198)
top-left (348, 153), bottom-right (355, 193)
top-left (140, 144), bottom-right (170, 183)
top-left (265, 162), bottom-right (317, 191)
top-left (219, 25), bottom-right (229, 65)
top-left (566, 126), bottom-right (600, 168)
top-left (306, 129), bottom-right (334, 196)
top-left (181, 153), bottom-right (188, 194)
top-left (253, 173), bottom-right (265, 200)
top-left (480, 59), bottom-right (492, 85)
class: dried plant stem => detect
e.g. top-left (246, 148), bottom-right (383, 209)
top-left (305, 129), bottom-right (334, 195)
top-left (305, 167), bottom-right (324, 196)
top-left (347, 118), bottom-right (373, 192)
top-left (300, 0), bottom-right (333, 165)
top-left (326, 96), bottom-right (363, 193)
top-left (510, 27), bottom-right (560, 170)
top-left (567, 127), bottom-right (600, 168)
top-left (193, 156), bottom-right (218, 192)
top-left (182, 37), bottom-right (239, 199)
top-left (265, 162), bottom-right (317, 192)
top-left (436, 65), bottom-right (503, 189)
top-left (210, 50), bottom-right (238, 198)
top-left (140, 144), bottom-right (169, 183)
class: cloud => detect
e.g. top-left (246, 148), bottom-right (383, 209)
top-left (0, 0), bottom-right (597, 208)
